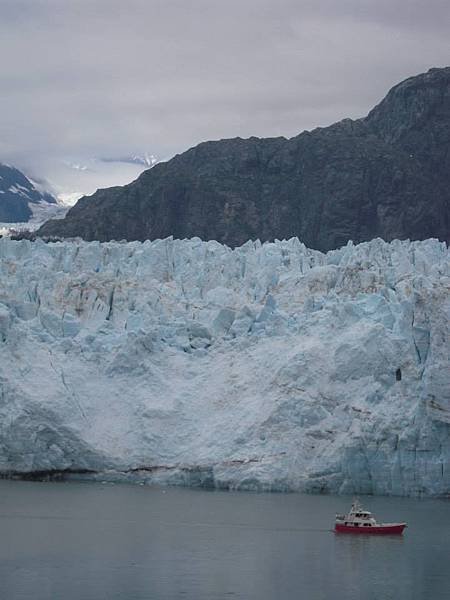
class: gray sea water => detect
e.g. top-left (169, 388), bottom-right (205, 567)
top-left (0, 480), bottom-right (448, 600)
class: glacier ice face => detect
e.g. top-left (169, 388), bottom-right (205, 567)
top-left (0, 236), bottom-right (449, 496)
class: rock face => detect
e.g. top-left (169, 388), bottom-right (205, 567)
top-left (39, 67), bottom-right (450, 250)
top-left (0, 236), bottom-right (448, 496)
top-left (0, 164), bottom-right (56, 223)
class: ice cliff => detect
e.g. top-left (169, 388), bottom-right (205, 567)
top-left (0, 236), bottom-right (449, 496)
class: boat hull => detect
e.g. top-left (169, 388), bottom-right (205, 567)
top-left (335, 523), bottom-right (406, 534)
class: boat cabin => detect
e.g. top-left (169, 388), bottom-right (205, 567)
top-left (336, 501), bottom-right (378, 527)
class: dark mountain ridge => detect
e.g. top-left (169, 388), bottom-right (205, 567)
top-left (39, 67), bottom-right (450, 250)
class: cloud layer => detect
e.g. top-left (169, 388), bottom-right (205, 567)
top-left (1, 0), bottom-right (449, 190)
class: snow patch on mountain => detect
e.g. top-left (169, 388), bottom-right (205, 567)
top-left (0, 163), bottom-right (65, 236)
top-left (0, 163), bottom-right (57, 225)
top-left (100, 153), bottom-right (159, 167)
top-left (0, 236), bottom-right (448, 496)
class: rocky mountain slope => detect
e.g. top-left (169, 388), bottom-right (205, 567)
top-left (39, 67), bottom-right (450, 250)
top-left (0, 236), bottom-right (448, 496)
top-left (0, 163), bottom-right (56, 223)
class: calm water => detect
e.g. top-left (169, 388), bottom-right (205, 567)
top-left (0, 481), bottom-right (448, 600)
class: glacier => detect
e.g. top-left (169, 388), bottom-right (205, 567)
top-left (0, 235), bottom-right (449, 497)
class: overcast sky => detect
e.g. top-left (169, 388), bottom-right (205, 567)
top-left (1, 0), bottom-right (449, 196)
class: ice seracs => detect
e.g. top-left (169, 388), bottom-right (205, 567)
top-left (0, 236), bottom-right (448, 496)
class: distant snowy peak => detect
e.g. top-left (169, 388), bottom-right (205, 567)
top-left (129, 153), bottom-right (158, 167)
top-left (63, 161), bottom-right (89, 172)
top-left (0, 163), bottom-right (56, 223)
top-left (63, 154), bottom-right (159, 171)
top-left (100, 153), bottom-right (159, 167)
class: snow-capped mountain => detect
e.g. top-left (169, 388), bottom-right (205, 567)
top-left (0, 163), bottom-right (57, 223)
top-left (0, 236), bottom-right (448, 496)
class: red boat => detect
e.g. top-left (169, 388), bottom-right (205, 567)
top-left (335, 500), bottom-right (407, 534)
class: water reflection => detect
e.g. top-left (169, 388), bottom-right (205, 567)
top-left (0, 481), bottom-right (448, 600)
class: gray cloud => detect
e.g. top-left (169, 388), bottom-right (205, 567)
top-left (1, 0), bottom-right (449, 192)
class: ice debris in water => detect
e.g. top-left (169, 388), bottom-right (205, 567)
top-left (0, 236), bottom-right (449, 496)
